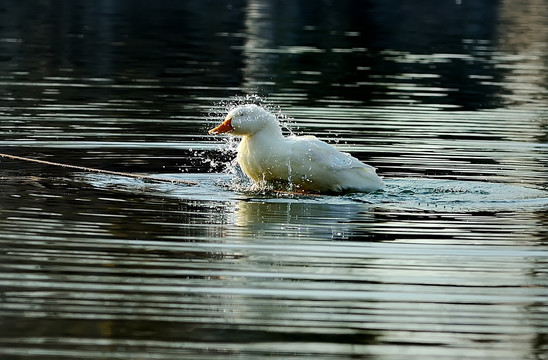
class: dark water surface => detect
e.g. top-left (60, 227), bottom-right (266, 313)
top-left (1, 1), bottom-right (548, 359)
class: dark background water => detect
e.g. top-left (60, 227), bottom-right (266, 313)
top-left (1, 1), bottom-right (548, 359)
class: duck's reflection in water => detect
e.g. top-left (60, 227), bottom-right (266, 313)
top-left (230, 198), bottom-right (375, 241)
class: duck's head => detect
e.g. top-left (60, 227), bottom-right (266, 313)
top-left (209, 104), bottom-right (280, 137)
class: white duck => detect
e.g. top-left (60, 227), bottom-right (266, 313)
top-left (209, 104), bottom-right (384, 193)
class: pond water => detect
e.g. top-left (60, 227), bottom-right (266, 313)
top-left (1, 0), bottom-right (548, 359)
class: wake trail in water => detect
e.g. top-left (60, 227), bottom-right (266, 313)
top-left (357, 178), bottom-right (548, 212)
top-left (80, 173), bottom-right (548, 213)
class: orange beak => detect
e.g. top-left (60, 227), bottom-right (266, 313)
top-left (208, 117), bottom-right (234, 135)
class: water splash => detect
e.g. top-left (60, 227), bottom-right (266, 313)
top-left (206, 95), bottom-right (299, 192)
top-left (208, 94), bottom-right (297, 135)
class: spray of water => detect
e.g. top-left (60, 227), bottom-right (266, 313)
top-left (209, 94), bottom-right (297, 135)
top-left (206, 94), bottom-right (298, 194)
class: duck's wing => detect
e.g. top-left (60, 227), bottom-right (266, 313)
top-left (288, 135), bottom-right (384, 192)
top-left (291, 135), bottom-right (375, 172)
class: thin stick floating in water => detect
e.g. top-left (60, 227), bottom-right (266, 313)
top-left (0, 152), bottom-right (197, 186)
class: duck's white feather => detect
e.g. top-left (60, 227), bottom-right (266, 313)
top-left (212, 104), bottom-right (384, 193)
top-left (287, 135), bottom-right (383, 192)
